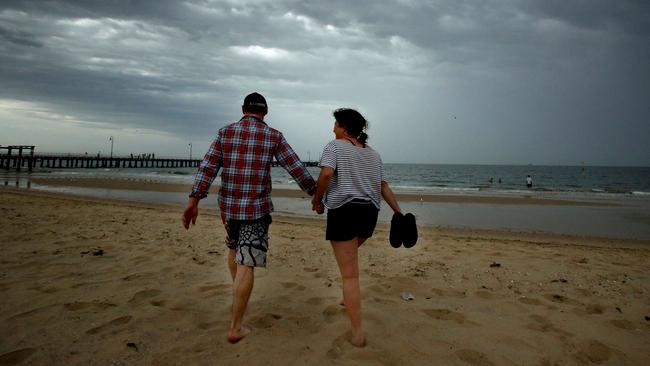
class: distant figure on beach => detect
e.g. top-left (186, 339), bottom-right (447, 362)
top-left (526, 175), bottom-right (533, 188)
top-left (182, 92), bottom-right (316, 343)
top-left (498, 177), bottom-right (502, 184)
top-left (311, 108), bottom-right (402, 347)
top-left (489, 177), bottom-right (493, 184)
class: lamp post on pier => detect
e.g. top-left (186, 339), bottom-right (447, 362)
top-left (188, 142), bottom-right (192, 160)
top-left (109, 136), bottom-right (114, 158)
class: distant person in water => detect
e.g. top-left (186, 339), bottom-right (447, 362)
top-left (311, 108), bottom-right (402, 347)
top-left (182, 92), bottom-right (316, 343)
top-left (526, 175), bottom-right (533, 188)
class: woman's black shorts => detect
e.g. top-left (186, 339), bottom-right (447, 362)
top-left (326, 200), bottom-right (379, 241)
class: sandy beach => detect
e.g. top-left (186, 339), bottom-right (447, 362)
top-left (1, 188), bottom-right (650, 365)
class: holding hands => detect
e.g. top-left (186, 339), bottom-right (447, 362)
top-left (311, 195), bottom-right (325, 214)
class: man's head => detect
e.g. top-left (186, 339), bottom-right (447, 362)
top-left (242, 92), bottom-right (268, 116)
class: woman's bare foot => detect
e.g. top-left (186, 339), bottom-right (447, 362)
top-left (226, 325), bottom-right (251, 344)
top-left (349, 331), bottom-right (366, 347)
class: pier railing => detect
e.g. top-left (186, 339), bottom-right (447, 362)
top-left (1, 153), bottom-right (319, 171)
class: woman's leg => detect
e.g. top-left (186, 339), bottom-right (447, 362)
top-left (331, 238), bottom-right (365, 347)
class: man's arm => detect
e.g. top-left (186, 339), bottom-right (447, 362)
top-left (183, 133), bottom-right (223, 229)
top-left (311, 167), bottom-right (334, 214)
top-left (274, 133), bottom-right (316, 195)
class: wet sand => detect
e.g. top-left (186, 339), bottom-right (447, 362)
top-left (1, 189), bottom-right (649, 365)
top-left (31, 177), bottom-right (607, 206)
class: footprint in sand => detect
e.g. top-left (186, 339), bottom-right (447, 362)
top-left (0, 348), bottom-right (37, 366)
top-left (63, 301), bottom-right (117, 311)
top-left (281, 282), bottom-right (306, 291)
top-left (85, 316), bottom-right (132, 335)
top-left (526, 314), bottom-right (554, 332)
top-left (306, 297), bottom-right (324, 306)
top-left (543, 293), bottom-right (579, 305)
top-left (518, 297), bottom-right (544, 306)
top-left (455, 349), bottom-right (495, 366)
top-left (609, 319), bottom-right (636, 330)
top-left (577, 304), bottom-right (605, 315)
top-left (430, 288), bottom-right (467, 298)
top-left (122, 272), bottom-right (155, 281)
top-left (287, 315), bottom-right (321, 333)
top-left (197, 320), bottom-right (221, 330)
top-left (248, 313), bottom-right (282, 328)
top-left (149, 300), bottom-right (166, 307)
top-left (526, 314), bottom-right (574, 339)
top-left (323, 304), bottom-right (346, 323)
top-left (422, 308), bottom-right (466, 324)
top-left (128, 289), bottom-right (161, 304)
top-left (573, 340), bottom-right (613, 364)
top-left (7, 304), bottom-right (59, 321)
top-left (474, 290), bottom-right (496, 300)
top-left (197, 284), bottom-right (229, 295)
top-left (325, 331), bottom-right (350, 360)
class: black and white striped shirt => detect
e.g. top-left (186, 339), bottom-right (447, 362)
top-left (319, 139), bottom-right (384, 210)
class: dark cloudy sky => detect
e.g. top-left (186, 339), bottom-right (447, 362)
top-left (1, 0), bottom-right (648, 165)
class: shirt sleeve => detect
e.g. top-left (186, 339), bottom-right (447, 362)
top-left (319, 141), bottom-right (337, 170)
top-left (190, 131), bottom-right (223, 199)
top-left (274, 132), bottom-right (316, 195)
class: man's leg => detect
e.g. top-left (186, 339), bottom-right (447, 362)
top-left (331, 238), bottom-right (365, 347)
top-left (227, 249), bottom-right (237, 282)
top-left (227, 264), bottom-right (254, 343)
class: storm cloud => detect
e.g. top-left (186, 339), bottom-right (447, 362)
top-left (1, 0), bottom-right (648, 165)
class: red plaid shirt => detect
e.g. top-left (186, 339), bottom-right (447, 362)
top-left (191, 115), bottom-right (316, 221)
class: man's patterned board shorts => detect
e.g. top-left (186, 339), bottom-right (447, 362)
top-left (225, 215), bottom-right (272, 268)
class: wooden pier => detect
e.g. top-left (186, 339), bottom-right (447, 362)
top-left (1, 153), bottom-right (201, 171)
top-left (1, 147), bottom-right (319, 171)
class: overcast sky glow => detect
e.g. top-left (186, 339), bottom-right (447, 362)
top-left (1, 0), bottom-right (648, 166)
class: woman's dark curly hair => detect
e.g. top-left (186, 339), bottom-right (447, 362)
top-left (333, 108), bottom-right (369, 145)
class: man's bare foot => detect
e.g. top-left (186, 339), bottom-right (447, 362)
top-left (349, 331), bottom-right (366, 347)
top-left (226, 325), bottom-right (251, 343)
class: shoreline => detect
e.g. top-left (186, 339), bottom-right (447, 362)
top-left (3, 188), bottom-right (649, 247)
top-left (29, 177), bottom-right (611, 206)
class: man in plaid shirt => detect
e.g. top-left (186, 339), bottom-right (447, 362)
top-left (182, 92), bottom-right (316, 343)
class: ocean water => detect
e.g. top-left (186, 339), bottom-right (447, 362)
top-left (3, 163), bottom-right (650, 239)
top-left (2, 163), bottom-right (649, 197)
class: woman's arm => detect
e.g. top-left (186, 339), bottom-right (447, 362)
top-left (381, 180), bottom-right (401, 214)
top-left (311, 167), bottom-right (334, 214)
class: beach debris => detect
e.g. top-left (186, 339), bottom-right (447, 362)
top-left (126, 342), bottom-right (138, 351)
top-left (551, 278), bottom-right (568, 283)
top-left (616, 307), bottom-right (622, 313)
top-left (645, 316), bottom-right (650, 321)
top-left (80, 250), bottom-right (90, 255)
top-left (489, 262), bottom-right (501, 268)
top-left (92, 249), bottom-right (104, 256)
top-left (577, 258), bottom-right (589, 264)
top-left (400, 292), bottom-right (415, 301)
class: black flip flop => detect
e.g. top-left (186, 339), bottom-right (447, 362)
top-left (403, 213), bottom-right (418, 248)
top-left (389, 212), bottom-right (404, 248)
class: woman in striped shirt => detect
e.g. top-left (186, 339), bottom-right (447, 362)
top-left (312, 108), bottom-right (401, 347)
